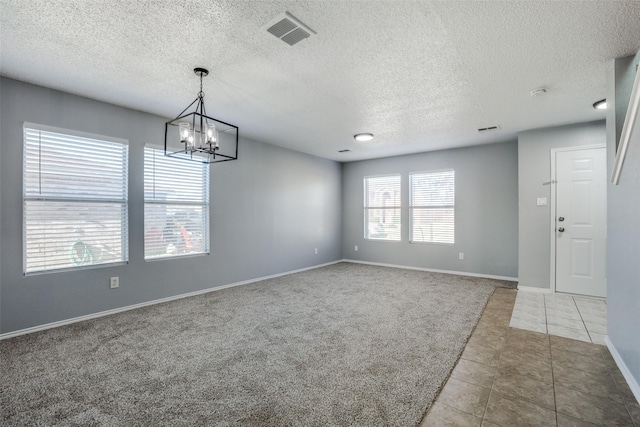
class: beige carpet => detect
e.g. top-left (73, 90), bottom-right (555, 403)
top-left (1, 262), bottom-right (513, 426)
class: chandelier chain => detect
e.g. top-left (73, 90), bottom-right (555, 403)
top-left (199, 73), bottom-right (204, 99)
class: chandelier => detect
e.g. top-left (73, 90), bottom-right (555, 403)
top-left (164, 67), bottom-right (238, 164)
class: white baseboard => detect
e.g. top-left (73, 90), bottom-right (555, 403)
top-left (341, 259), bottom-right (518, 282)
top-left (605, 336), bottom-right (640, 405)
top-left (0, 260), bottom-right (342, 341)
top-left (517, 285), bottom-right (552, 293)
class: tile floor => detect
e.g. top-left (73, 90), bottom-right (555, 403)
top-left (421, 288), bottom-right (640, 426)
top-left (510, 291), bottom-right (607, 344)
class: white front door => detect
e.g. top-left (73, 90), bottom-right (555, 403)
top-left (555, 147), bottom-right (607, 298)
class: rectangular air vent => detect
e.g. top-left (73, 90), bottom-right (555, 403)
top-left (477, 125), bottom-right (501, 132)
top-left (266, 12), bottom-right (316, 46)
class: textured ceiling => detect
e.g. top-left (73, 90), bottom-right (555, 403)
top-left (1, 1), bottom-right (639, 162)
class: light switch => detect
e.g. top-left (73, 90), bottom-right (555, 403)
top-left (536, 197), bottom-right (548, 206)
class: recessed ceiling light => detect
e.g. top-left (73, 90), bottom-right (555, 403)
top-left (354, 133), bottom-right (374, 142)
top-left (593, 99), bottom-right (607, 110)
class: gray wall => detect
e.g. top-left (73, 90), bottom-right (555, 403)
top-left (342, 142), bottom-right (518, 278)
top-left (517, 121), bottom-right (606, 289)
top-left (0, 78), bottom-right (343, 334)
top-left (606, 53), bottom-right (640, 389)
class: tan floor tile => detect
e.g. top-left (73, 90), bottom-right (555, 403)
top-left (479, 318), bottom-right (512, 331)
top-left (556, 413), bottom-right (599, 426)
top-left (481, 314), bottom-right (512, 328)
top-left (502, 335), bottom-right (550, 353)
top-left (436, 377), bottom-right (491, 418)
top-left (473, 322), bottom-right (509, 340)
top-left (503, 331), bottom-right (550, 348)
top-left (492, 370), bottom-right (555, 410)
top-left (484, 308), bottom-right (514, 320)
top-left (487, 299), bottom-right (515, 309)
top-left (485, 298), bottom-right (515, 309)
top-left (498, 350), bottom-right (553, 385)
top-left (507, 327), bottom-right (549, 345)
top-left (623, 395), bottom-right (640, 426)
top-left (553, 364), bottom-right (623, 403)
top-left (450, 358), bottom-right (497, 389)
top-left (612, 371), bottom-right (638, 402)
top-left (421, 401), bottom-right (482, 427)
top-left (483, 391), bottom-right (556, 427)
top-left (461, 342), bottom-right (503, 367)
top-left (467, 332), bottom-right (505, 352)
top-left (550, 335), bottom-right (604, 358)
top-left (599, 346), bottom-right (619, 370)
top-left (551, 347), bottom-right (609, 375)
top-left (555, 385), bottom-right (633, 426)
top-left (501, 339), bottom-right (551, 361)
top-left (474, 318), bottom-right (510, 335)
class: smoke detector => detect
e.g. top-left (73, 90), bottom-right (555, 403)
top-left (266, 12), bottom-right (316, 46)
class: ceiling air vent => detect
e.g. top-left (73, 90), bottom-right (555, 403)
top-left (266, 12), bottom-right (316, 46)
top-left (477, 125), bottom-right (501, 132)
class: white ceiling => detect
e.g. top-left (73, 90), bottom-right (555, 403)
top-left (1, 1), bottom-right (639, 162)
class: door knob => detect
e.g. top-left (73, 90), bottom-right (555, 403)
top-left (558, 217), bottom-right (565, 222)
top-left (558, 227), bottom-right (565, 232)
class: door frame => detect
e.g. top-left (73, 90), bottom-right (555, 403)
top-left (548, 144), bottom-right (606, 294)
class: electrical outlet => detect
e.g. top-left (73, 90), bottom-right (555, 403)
top-left (459, 253), bottom-right (464, 260)
top-left (354, 245), bottom-right (358, 251)
top-left (314, 248), bottom-right (318, 255)
top-left (110, 276), bottom-right (119, 289)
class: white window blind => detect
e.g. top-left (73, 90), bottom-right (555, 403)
top-left (23, 125), bottom-right (129, 274)
top-left (364, 175), bottom-right (401, 241)
top-left (144, 146), bottom-right (209, 259)
top-left (410, 170), bottom-right (455, 244)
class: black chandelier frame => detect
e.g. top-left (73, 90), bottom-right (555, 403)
top-left (164, 68), bottom-right (239, 164)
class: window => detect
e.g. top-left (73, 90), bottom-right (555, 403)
top-left (364, 175), bottom-right (401, 241)
top-left (144, 146), bottom-right (209, 259)
top-left (23, 124), bottom-right (129, 274)
top-left (410, 170), bottom-right (455, 244)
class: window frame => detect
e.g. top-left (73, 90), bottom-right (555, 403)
top-left (143, 144), bottom-right (210, 261)
top-left (409, 169), bottom-right (455, 245)
top-left (363, 174), bottom-right (402, 242)
top-left (22, 122), bottom-right (129, 275)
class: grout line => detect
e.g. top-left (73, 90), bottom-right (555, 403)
top-left (572, 296), bottom-right (594, 344)
top-left (548, 331), bottom-right (559, 427)
top-left (602, 348), bottom-right (639, 426)
top-left (420, 288), bottom-right (510, 426)
top-left (479, 293), bottom-right (514, 424)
